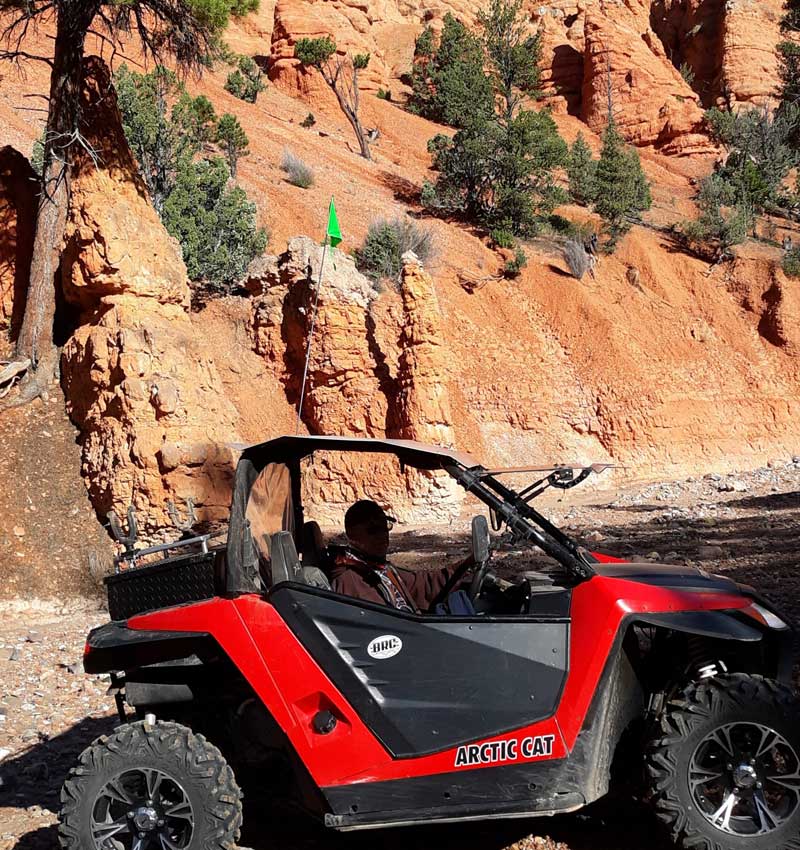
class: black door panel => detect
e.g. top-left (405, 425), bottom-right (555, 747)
top-left (271, 587), bottom-right (569, 757)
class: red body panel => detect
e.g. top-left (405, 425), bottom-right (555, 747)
top-left (128, 577), bottom-right (748, 788)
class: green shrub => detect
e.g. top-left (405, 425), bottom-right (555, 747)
top-left (424, 109), bottom-right (567, 236)
top-left (377, 88), bottom-right (392, 101)
top-left (163, 156), bottom-right (267, 292)
top-left (300, 112), bottom-right (316, 129)
top-left (355, 216), bottom-right (436, 282)
top-left (679, 62), bottom-right (695, 87)
top-left (225, 55), bottom-right (265, 102)
top-left (503, 246), bottom-right (527, 278)
top-left (229, 0), bottom-right (259, 14)
top-left (678, 173), bottom-right (749, 260)
top-left (782, 247), bottom-right (800, 277)
top-left (281, 148), bottom-right (315, 188)
top-left (490, 227), bottom-right (515, 248)
top-left (421, 0), bottom-right (567, 236)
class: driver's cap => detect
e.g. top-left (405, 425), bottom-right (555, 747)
top-left (345, 500), bottom-right (396, 531)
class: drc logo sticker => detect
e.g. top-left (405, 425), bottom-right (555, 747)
top-left (367, 635), bottom-right (403, 660)
top-left (454, 734), bottom-right (555, 767)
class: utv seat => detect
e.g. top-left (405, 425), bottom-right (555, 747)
top-left (270, 531), bottom-right (331, 591)
top-left (300, 521), bottom-right (327, 569)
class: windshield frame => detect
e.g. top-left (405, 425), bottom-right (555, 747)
top-left (444, 463), bottom-right (596, 581)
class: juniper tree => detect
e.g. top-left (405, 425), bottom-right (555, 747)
top-left (224, 54), bottom-right (265, 103)
top-left (593, 121), bottom-right (651, 248)
top-left (778, 0), bottom-right (800, 108)
top-left (407, 14), bottom-right (493, 128)
top-left (0, 0), bottom-right (248, 404)
top-left (679, 173), bottom-right (749, 261)
top-left (116, 66), bottom-right (221, 211)
top-left (216, 112), bottom-right (249, 177)
top-left (705, 105), bottom-right (797, 219)
top-left (422, 0), bottom-right (566, 236)
top-left (162, 156), bottom-right (267, 291)
top-left (294, 37), bottom-right (372, 159)
top-left (567, 133), bottom-right (597, 205)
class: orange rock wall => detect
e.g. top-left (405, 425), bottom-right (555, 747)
top-left (59, 59), bottom-right (240, 536)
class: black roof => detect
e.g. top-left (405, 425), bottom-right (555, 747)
top-left (236, 435), bottom-right (477, 471)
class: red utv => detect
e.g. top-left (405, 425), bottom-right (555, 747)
top-left (61, 436), bottom-right (799, 850)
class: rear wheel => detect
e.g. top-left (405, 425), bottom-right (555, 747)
top-left (646, 673), bottom-right (800, 850)
top-left (58, 720), bottom-right (242, 850)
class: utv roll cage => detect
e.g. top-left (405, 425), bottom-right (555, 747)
top-left (225, 435), bottom-right (609, 595)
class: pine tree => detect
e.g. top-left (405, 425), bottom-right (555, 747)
top-left (407, 14), bottom-right (494, 128)
top-left (216, 113), bottom-right (249, 177)
top-left (593, 121), bottom-right (651, 248)
top-left (567, 133), bottom-right (597, 205)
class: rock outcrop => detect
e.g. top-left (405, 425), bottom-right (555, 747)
top-left (394, 252), bottom-right (460, 517)
top-left (60, 58), bottom-right (240, 537)
top-left (718, 0), bottom-right (784, 107)
top-left (249, 238), bottom-right (460, 521)
top-left (581, 1), bottom-right (712, 154)
top-left (0, 146), bottom-right (37, 338)
top-left (269, 0), bottom-right (419, 96)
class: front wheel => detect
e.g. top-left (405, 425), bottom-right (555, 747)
top-left (58, 720), bottom-right (242, 850)
top-left (646, 673), bottom-right (800, 850)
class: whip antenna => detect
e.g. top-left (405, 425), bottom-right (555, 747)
top-left (296, 197), bottom-right (342, 434)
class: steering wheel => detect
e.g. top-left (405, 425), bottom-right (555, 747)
top-left (467, 515), bottom-right (492, 603)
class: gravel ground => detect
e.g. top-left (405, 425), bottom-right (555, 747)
top-left (1, 459), bottom-right (798, 850)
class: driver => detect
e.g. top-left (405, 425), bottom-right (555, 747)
top-left (329, 500), bottom-right (471, 612)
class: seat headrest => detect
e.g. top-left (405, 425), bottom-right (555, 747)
top-left (270, 531), bottom-right (302, 587)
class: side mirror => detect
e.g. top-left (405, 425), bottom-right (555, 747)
top-left (471, 514), bottom-right (490, 565)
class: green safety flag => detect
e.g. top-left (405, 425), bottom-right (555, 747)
top-left (326, 197), bottom-right (342, 247)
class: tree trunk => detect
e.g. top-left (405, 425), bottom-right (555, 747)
top-left (13, 4), bottom-right (95, 391)
top-left (332, 67), bottom-right (371, 161)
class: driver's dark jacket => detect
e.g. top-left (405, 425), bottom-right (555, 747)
top-left (328, 546), bottom-right (454, 612)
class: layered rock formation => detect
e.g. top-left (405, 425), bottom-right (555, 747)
top-left (267, 0), bottom-right (781, 152)
top-left (249, 238), bottom-right (461, 521)
top-left (581, 1), bottom-right (711, 154)
top-left (0, 146), bottom-right (37, 338)
top-left (59, 58), bottom-right (240, 536)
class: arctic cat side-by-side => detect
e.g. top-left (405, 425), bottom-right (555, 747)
top-left (62, 436), bottom-right (799, 850)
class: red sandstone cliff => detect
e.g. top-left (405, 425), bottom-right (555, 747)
top-left (0, 2), bottom-right (798, 537)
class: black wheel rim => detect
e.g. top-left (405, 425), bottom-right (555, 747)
top-left (689, 721), bottom-right (800, 836)
top-left (91, 767), bottom-right (195, 850)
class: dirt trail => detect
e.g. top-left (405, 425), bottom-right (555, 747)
top-left (0, 460), bottom-right (798, 849)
